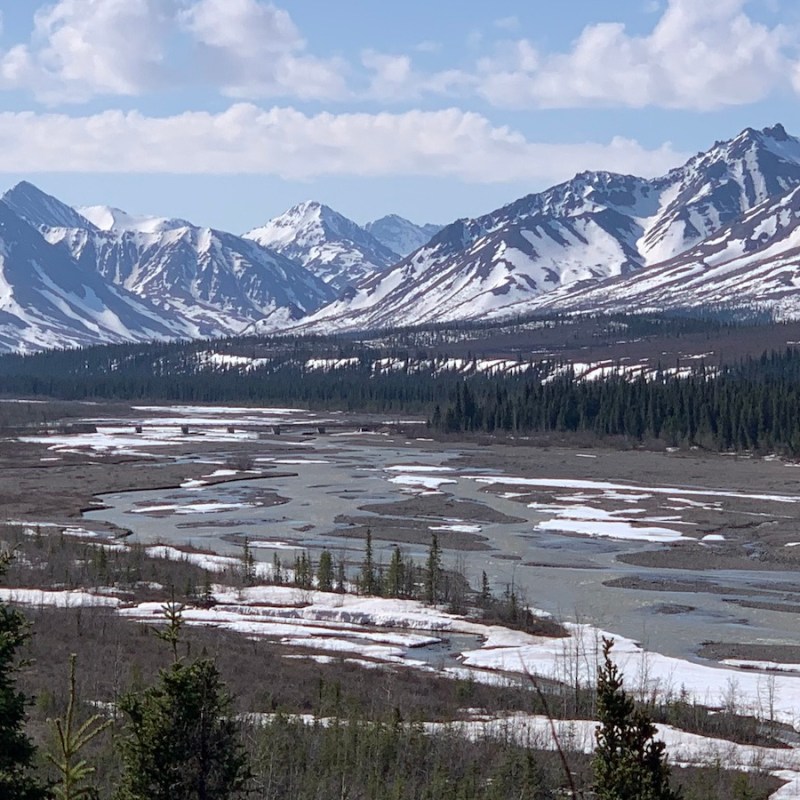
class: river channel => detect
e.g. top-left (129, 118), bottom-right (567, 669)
top-left (85, 432), bottom-right (800, 664)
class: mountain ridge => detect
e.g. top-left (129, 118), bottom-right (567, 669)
top-left (286, 123), bottom-right (800, 332)
top-left (4, 124), bottom-right (800, 350)
top-left (244, 201), bottom-right (402, 291)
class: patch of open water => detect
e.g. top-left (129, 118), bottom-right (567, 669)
top-left (85, 437), bottom-right (800, 663)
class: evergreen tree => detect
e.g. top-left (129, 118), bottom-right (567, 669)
top-left (335, 559), bottom-right (346, 593)
top-left (593, 638), bottom-right (681, 800)
top-left (241, 538), bottom-right (256, 587)
top-left (116, 659), bottom-right (250, 800)
top-left (425, 534), bottom-right (442, 605)
top-left (293, 552), bottom-right (313, 590)
top-left (359, 529), bottom-right (377, 596)
top-left (272, 554), bottom-right (283, 585)
top-left (0, 552), bottom-right (50, 800)
top-left (316, 550), bottom-right (334, 592)
top-left (385, 547), bottom-right (405, 598)
top-left (480, 571), bottom-right (491, 606)
top-left (47, 654), bottom-right (111, 800)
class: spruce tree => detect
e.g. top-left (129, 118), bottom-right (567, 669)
top-left (385, 547), bottom-right (405, 598)
top-left (241, 538), bottom-right (256, 587)
top-left (47, 654), bottom-right (111, 800)
top-left (425, 534), bottom-right (442, 605)
top-left (359, 529), bottom-right (377, 596)
top-left (317, 550), bottom-right (333, 592)
top-left (116, 660), bottom-right (249, 800)
top-left (116, 604), bottom-right (250, 800)
top-left (593, 638), bottom-right (681, 800)
top-left (0, 552), bottom-right (49, 800)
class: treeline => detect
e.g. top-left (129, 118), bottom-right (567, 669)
top-left (5, 319), bottom-right (800, 453)
top-left (433, 349), bottom-right (800, 454)
top-left (0, 338), bottom-right (550, 412)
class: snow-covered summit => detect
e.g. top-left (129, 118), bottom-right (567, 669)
top-left (78, 205), bottom-right (192, 235)
top-left (245, 201), bottom-right (401, 290)
top-left (365, 214), bottom-right (443, 257)
top-left (2, 181), bottom-right (99, 232)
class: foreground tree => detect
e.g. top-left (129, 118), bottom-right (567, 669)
top-left (116, 605), bottom-right (250, 800)
top-left (0, 552), bottom-right (50, 800)
top-left (593, 637), bottom-right (681, 800)
top-left (117, 658), bottom-right (250, 800)
top-left (47, 654), bottom-right (111, 800)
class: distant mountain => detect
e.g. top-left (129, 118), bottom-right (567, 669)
top-left (288, 124), bottom-right (800, 332)
top-left (244, 201), bottom-right (401, 291)
top-left (365, 215), bottom-right (443, 257)
top-left (78, 204), bottom-right (193, 235)
top-left (4, 180), bottom-right (99, 231)
top-left (7, 123), bottom-right (800, 352)
top-left (0, 183), bottom-right (335, 349)
top-left (527, 182), bottom-right (800, 319)
top-left (0, 201), bottom-right (189, 352)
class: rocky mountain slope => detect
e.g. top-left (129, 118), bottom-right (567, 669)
top-left (289, 124), bottom-right (800, 331)
top-left (0, 200), bottom-right (189, 352)
top-left (244, 201), bottom-right (401, 292)
top-left (525, 183), bottom-right (800, 319)
top-left (1, 184), bottom-right (335, 344)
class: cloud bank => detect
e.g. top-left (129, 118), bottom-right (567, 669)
top-left (0, 0), bottom-right (794, 110)
top-left (0, 105), bottom-right (686, 183)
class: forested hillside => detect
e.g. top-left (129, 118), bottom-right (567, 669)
top-left (1, 314), bottom-right (800, 453)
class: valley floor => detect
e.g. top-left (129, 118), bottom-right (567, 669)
top-left (4, 399), bottom-right (800, 797)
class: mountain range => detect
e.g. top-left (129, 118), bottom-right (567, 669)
top-left (0, 185), bottom-right (440, 351)
top-left (2, 123), bottom-right (800, 351)
top-left (291, 124), bottom-right (800, 332)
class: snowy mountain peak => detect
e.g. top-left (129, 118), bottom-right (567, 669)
top-left (763, 122), bottom-right (790, 141)
top-left (244, 201), bottom-right (401, 291)
top-left (365, 215), bottom-right (444, 257)
top-left (78, 204), bottom-right (192, 235)
top-left (732, 123), bottom-right (790, 146)
top-left (2, 181), bottom-right (98, 232)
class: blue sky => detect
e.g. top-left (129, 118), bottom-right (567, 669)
top-left (0, 0), bottom-right (798, 232)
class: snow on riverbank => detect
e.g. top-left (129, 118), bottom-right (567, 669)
top-left (5, 564), bottom-right (800, 797)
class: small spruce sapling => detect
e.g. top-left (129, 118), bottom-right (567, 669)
top-left (47, 654), bottom-right (112, 800)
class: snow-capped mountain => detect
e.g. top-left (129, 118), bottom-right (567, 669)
top-left (4, 181), bottom-right (100, 232)
top-left (0, 201), bottom-right (190, 353)
top-left (1, 183), bottom-right (335, 343)
top-left (365, 215), bottom-right (443, 257)
top-left (526, 182), bottom-right (800, 319)
top-left (288, 124), bottom-right (800, 332)
top-left (78, 204), bottom-right (193, 235)
top-left (6, 123), bottom-right (800, 352)
top-left (244, 201), bottom-right (401, 291)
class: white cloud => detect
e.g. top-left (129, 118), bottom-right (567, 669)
top-left (178, 0), bottom-right (347, 100)
top-left (0, 104), bottom-right (686, 184)
top-left (477, 0), bottom-right (791, 110)
top-left (0, 0), bottom-right (346, 103)
top-left (361, 50), bottom-right (470, 101)
top-left (1, 0), bottom-right (787, 111)
top-left (0, 0), bottom-right (174, 103)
